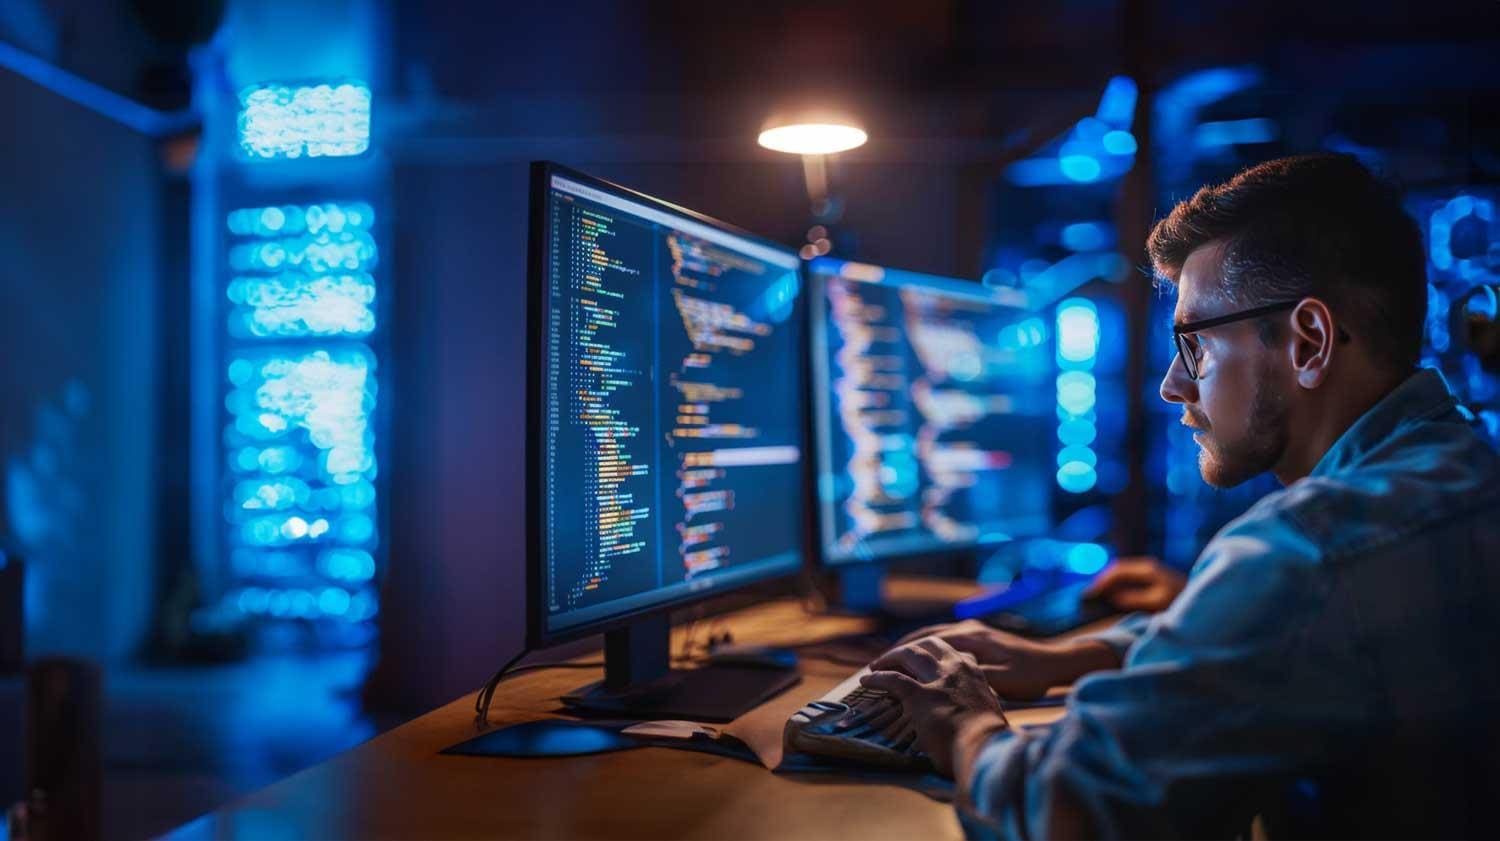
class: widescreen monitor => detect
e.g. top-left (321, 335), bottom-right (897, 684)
top-left (526, 163), bottom-right (806, 719)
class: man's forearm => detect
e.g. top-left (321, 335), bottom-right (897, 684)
top-left (1052, 638), bottom-right (1123, 684)
top-left (953, 711), bottom-right (1011, 807)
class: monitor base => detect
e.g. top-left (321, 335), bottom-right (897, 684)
top-left (562, 665), bottom-right (800, 723)
top-left (559, 614), bottom-right (800, 722)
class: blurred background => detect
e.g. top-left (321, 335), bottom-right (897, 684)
top-left (0, 0), bottom-right (1498, 837)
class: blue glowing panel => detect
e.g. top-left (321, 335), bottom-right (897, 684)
top-left (238, 82), bottom-right (371, 159)
top-left (1407, 188), bottom-right (1500, 448)
top-left (1420, 193), bottom-right (1500, 285)
top-left (1193, 118), bottom-right (1279, 149)
top-left (1095, 76), bottom-right (1138, 128)
top-left (226, 203), bottom-right (378, 339)
top-left (1006, 78), bottom-right (1139, 188)
top-left (1055, 298), bottom-right (1099, 494)
top-left (222, 346), bottom-right (378, 622)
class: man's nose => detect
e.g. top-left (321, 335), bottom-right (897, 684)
top-left (1160, 352), bottom-right (1197, 406)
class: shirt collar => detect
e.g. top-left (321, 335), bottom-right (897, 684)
top-left (1311, 368), bottom-right (1459, 478)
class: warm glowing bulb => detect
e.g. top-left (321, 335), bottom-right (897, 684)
top-left (757, 123), bottom-right (867, 155)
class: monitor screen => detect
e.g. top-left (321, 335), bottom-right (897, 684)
top-left (809, 258), bottom-right (1053, 565)
top-left (532, 164), bottom-right (806, 641)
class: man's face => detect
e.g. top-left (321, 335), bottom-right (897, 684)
top-left (1160, 245), bottom-right (1291, 488)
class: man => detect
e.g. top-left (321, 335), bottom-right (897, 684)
top-left (864, 154), bottom-right (1500, 837)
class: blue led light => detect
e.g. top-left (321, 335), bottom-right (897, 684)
top-left (228, 232), bottom-right (378, 274)
top-left (997, 317), bottom-right (1049, 350)
top-left (227, 272), bottom-right (377, 338)
top-left (337, 514), bottom-right (375, 543)
top-left (1427, 285), bottom-right (1451, 353)
top-left (1057, 445), bottom-right (1098, 468)
top-left (1426, 195), bottom-right (1499, 282)
top-left (234, 477), bottom-right (310, 511)
top-left (1193, 118), bottom-right (1279, 148)
top-left (1059, 155), bottom-right (1102, 183)
top-left (228, 585), bottom-right (371, 622)
top-left (222, 89), bottom-right (385, 632)
top-left (1157, 67), bottom-right (1262, 113)
top-left (319, 548), bottom-right (376, 582)
top-left (319, 587), bottom-right (352, 616)
top-left (1056, 461), bottom-right (1098, 494)
top-left (228, 202), bottom-right (375, 237)
top-left (223, 349), bottom-right (378, 567)
top-left (1057, 418), bottom-right (1097, 446)
top-left (1056, 371), bottom-right (1098, 416)
top-left (238, 82), bottom-right (371, 159)
top-left (1064, 542), bottom-right (1110, 575)
top-left (1480, 410), bottom-right (1500, 443)
top-left (1006, 158), bottom-right (1065, 187)
top-left (1056, 299), bottom-right (1101, 365)
top-left (1056, 299), bottom-right (1100, 492)
top-left (1060, 222), bottom-right (1112, 252)
top-left (1095, 76), bottom-right (1138, 127)
top-left (1102, 130), bottom-right (1137, 156)
top-left (1073, 117), bottom-right (1107, 142)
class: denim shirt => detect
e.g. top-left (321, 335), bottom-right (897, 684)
top-left (966, 369), bottom-right (1500, 839)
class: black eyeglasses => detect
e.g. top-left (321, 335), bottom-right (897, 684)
top-left (1172, 300), bottom-right (1302, 380)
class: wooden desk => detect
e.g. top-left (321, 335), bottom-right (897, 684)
top-left (172, 581), bottom-right (1084, 840)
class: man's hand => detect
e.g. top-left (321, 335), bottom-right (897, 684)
top-left (860, 637), bottom-right (1009, 778)
top-left (893, 619), bottom-right (1120, 700)
top-left (1082, 556), bottom-right (1187, 613)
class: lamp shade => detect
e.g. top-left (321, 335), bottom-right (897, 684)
top-left (757, 122), bottom-right (867, 155)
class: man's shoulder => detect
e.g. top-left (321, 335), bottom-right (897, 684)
top-left (1247, 421), bottom-right (1500, 561)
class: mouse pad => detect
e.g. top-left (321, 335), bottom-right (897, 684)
top-left (443, 718), bottom-right (762, 764)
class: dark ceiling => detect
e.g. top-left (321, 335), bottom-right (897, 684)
top-left (388, 0), bottom-right (1500, 155)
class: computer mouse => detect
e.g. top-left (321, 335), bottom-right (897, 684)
top-left (703, 644), bottom-right (799, 670)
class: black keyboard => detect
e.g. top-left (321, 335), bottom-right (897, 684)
top-left (783, 666), bottom-right (929, 771)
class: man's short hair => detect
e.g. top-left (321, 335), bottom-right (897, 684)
top-left (1147, 154), bottom-right (1428, 370)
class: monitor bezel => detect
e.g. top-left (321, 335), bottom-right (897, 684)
top-left (805, 256), bottom-right (1050, 569)
top-left (526, 161), bottom-right (808, 650)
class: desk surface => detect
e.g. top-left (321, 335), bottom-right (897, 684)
top-left (172, 580), bottom-right (1083, 840)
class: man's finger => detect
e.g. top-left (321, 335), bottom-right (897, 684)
top-left (1084, 562), bottom-right (1152, 597)
top-left (880, 713), bottom-right (912, 741)
top-left (860, 702), bottom-right (901, 731)
top-left (871, 644), bottom-right (941, 680)
top-left (860, 669), bottom-right (921, 697)
top-left (1081, 568), bottom-right (1114, 597)
top-left (913, 635), bottom-right (961, 659)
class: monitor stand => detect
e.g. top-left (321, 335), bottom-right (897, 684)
top-left (561, 615), bottom-right (799, 723)
top-left (828, 565), bottom-right (958, 627)
top-left (836, 563), bottom-right (886, 614)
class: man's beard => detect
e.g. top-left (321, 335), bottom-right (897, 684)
top-left (1197, 370), bottom-right (1289, 489)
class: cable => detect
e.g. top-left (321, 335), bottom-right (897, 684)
top-left (475, 652), bottom-right (610, 721)
top-left (474, 647), bottom-right (712, 723)
top-left (475, 655), bottom-right (612, 722)
top-left (474, 650), bottom-right (528, 722)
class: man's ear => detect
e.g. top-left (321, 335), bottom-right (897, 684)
top-left (1287, 298), bottom-right (1335, 389)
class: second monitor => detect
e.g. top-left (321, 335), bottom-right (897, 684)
top-left (808, 257), bottom-right (1055, 607)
